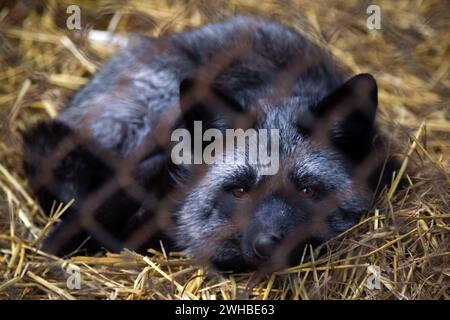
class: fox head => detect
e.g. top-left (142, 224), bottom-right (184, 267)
top-left (173, 73), bottom-right (398, 271)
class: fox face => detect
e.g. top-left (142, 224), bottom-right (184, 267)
top-left (174, 74), bottom-right (390, 271)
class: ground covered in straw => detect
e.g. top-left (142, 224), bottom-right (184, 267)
top-left (0, 0), bottom-right (449, 300)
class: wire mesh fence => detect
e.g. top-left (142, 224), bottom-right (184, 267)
top-left (0, 0), bottom-right (448, 300)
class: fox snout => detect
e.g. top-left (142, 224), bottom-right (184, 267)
top-left (253, 233), bottom-right (281, 258)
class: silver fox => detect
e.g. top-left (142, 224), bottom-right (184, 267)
top-left (23, 16), bottom-right (399, 271)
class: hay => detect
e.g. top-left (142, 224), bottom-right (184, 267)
top-left (0, 0), bottom-right (448, 300)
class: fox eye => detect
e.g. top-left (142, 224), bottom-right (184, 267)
top-left (231, 187), bottom-right (248, 198)
top-left (300, 186), bottom-right (316, 198)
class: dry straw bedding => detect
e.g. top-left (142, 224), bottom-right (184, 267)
top-left (0, 0), bottom-right (448, 300)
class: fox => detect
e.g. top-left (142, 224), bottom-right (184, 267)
top-left (22, 16), bottom-right (399, 271)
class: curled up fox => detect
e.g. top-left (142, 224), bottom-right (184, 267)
top-left (23, 16), bottom-right (399, 272)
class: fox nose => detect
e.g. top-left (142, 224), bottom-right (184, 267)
top-left (253, 234), bottom-right (280, 258)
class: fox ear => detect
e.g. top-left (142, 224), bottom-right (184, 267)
top-left (179, 78), bottom-right (247, 130)
top-left (300, 73), bottom-right (378, 162)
